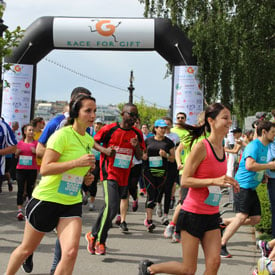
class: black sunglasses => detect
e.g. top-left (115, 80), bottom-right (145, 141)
top-left (124, 111), bottom-right (139, 118)
top-left (177, 116), bottom-right (186, 120)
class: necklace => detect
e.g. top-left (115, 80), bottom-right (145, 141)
top-left (71, 127), bottom-right (91, 154)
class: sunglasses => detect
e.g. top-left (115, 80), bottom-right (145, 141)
top-left (124, 111), bottom-right (139, 118)
top-left (177, 116), bottom-right (186, 120)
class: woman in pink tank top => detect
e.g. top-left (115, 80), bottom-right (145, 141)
top-left (139, 103), bottom-right (240, 275)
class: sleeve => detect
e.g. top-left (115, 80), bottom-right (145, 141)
top-left (46, 129), bottom-right (67, 155)
top-left (3, 122), bottom-right (17, 146)
top-left (94, 125), bottom-right (108, 143)
top-left (136, 129), bottom-right (146, 151)
top-left (243, 141), bottom-right (258, 161)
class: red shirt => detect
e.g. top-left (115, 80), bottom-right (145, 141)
top-left (94, 123), bottom-right (145, 186)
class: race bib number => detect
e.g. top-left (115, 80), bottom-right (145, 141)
top-left (204, 186), bottom-right (222, 206)
top-left (113, 153), bottom-right (131, 169)
top-left (19, 155), bottom-right (32, 166)
top-left (58, 174), bottom-right (83, 196)
top-left (149, 156), bottom-right (163, 167)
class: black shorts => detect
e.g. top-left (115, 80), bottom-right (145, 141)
top-left (118, 184), bottom-right (129, 199)
top-left (233, 188), bottom-right (261, 216)
top-left (26, 198), bottom-right (82, 232)
top-left (5, 158), bottom-right (12, 173)
top-left (176, 210), bottom-right (220, 239)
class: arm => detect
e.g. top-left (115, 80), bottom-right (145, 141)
top-left (40, 148), bottom-right (95, 176)
top-left (224, 143), bottom-right (242, 154)
top-left (167, 147), bottom-right (175, 162)
top-left (130, 135), bottom-right (143, 160)
top-left (0, 145), bottom-right (17, 155)
top-left (245, 157), bottom-right (275, 172)
top-left (93, 141), bottom-right (115, 157)
top-left (36, 142), bottom-right (46, 158)
top-left (175, 143), bottom-right (184, 170)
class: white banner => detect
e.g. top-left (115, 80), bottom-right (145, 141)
top-left (53, 18), bottom-right (155, 49)
top-left (173, 66), bottom-right (203, 125)
top-left (1, 64), bottom-right (33, 140)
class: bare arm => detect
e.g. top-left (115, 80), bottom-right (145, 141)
top-left (0, 145), bottom-right (16, 156)
top-left (224, 143), bottom-right (242, 154)
top-left (175, 143), bottom-right (184, 170)
top-left (36, 142), bottom-right (46, 158)
top-left (40, 148), bottom-right (95, 176)
top-left (246, 157), bottom-right (275, 172)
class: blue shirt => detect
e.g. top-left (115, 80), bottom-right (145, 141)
top-left (0, 119), bottom-right (17, 175)
top-left (266, 139), bottom-right (275, 178)
top-left (235, 139), bottom-right (268, 189)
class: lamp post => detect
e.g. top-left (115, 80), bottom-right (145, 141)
top-left (128, 70), bottom-right (135, 104)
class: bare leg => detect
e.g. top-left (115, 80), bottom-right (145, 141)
top-left (120, 198), bottom-right (128, 223)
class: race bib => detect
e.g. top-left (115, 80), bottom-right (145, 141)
top-left (149, 156), bottom-right (163, 167)
top-left (204, 186), bottom-right (222, 206)
top-left (254, 170), bottom-right (265, 182)
top-left (19, 155), bottom-right (32, 166)
top-left (91, 148), bottom-right (100, 160)
top-left (113, 153), bottom-right (131, 169)
top-left (58, 174), bottom-right (83, 196)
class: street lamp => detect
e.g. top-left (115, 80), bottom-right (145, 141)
top-left (128, 70), bottom-right (135, 104)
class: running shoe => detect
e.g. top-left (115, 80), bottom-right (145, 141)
top-left (164, 223), bottom-right (175, 238)
top-left (161, 216), bottom-right (169, 226)
top-left (120, 221), bottom-right (129, 233)
top-left (89, 203), bottom-right (95, 211)
top-left (132, 200), bottom-right (138, 212)
top-left (21, 253), bottom-right (33, 273)
top-left (172, 231), bottom-right (181, 243)
top-left (82, 193), bottom-right (88, 205)
top-left (115, 215), bottom-right (121, 226)
top-left (156, 203), bottom-right (163, 217)
top-left (138, 259), bottom-right (154, 275)
top-left (144, 219), bottom-right (155, 233)
top-left (258, 240), bottom-right (271, 257)
top-left (169, 196), bottom-right (175, 209)
top-left (85, 232), bottom-right (96, 254)
top-left (17, 210), bottom-right (24, 221)
top-left (252, 268), bottom-right (258, 275)
top-left (139, 188), bottom-right (145, 197)
top-left (95, 242), bottom-right (106, 255)
top-left (8, 181), bottom-right (13, 192)
top-left (220, 244), bottom-right (232, 258)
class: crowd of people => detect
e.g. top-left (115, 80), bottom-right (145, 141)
top-left (1, 88), bottom-right (275, 275)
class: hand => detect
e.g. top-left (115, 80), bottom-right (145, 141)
top-left (130, 135), bottom-right (139, 148)
top-left (75, 154), bottom-right (95, 168)
top-left (105, 146), bottom-right (116, 157)
top-left (213, 175), bottom-right (240, 193)
top-left (159, 149), bottom-right (167, 158)
top-left (84, 173), bottom-right (95, 186)
top-left (142, 152), bottom-right (148, 161)
top-left (177, 164), bottom-right (184, 170)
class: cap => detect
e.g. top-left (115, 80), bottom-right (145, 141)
top-left (95, 118), bottom-right (103, 124)
top-left (154, 119), bottom-right (168, 127)
top-left (231, 127), bottom-right (242, 133)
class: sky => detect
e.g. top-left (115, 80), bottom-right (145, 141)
top-left (3, 0), bottom-right (172, 109)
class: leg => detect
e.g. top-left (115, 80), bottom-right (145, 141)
top-left (201, 229), bottom-right (221, 275)
top-left (120, 198), bottom-right (128, 223)
top-left (6, 221), bottom-right (44, 274)
top-left (50, 238), bottom-right (62, 273)
top-left (268, 178), bottom-right (275, 238)
top-left (25, 170), bottom-right (37, 200)
top-left (54, 217), bottom-right (82, 275)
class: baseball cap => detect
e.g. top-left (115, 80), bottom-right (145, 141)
top-left (95, 118), bottom-right (103, 124)
top-left (154, 119), bottom-right (168, 127)
top-left (231, 127), bottom-right (242, 133)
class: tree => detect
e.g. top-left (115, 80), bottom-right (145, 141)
top-left (139, 0), bottom-right (275, 123)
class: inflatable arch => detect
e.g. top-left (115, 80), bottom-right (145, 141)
top-left (5, 17), bottom-right (196, 117)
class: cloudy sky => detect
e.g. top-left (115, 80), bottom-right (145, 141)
top-left (3, 0), bottom-right (172, 108)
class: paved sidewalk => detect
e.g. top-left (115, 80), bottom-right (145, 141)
top-left (0, 182), bottom-right (260, 274)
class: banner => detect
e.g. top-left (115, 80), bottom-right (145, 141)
top-left (173, 66), bottom-right (203, 125)
top-left (53, 18), bottom-right (154, 49)
top-left (1, 64), bottom-right (33, 140)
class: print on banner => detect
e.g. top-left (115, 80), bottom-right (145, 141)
top-left (53, 18), bottom-right (154, 49)
top-left (1, 63), bottom-right (33, 137)
top-left (172, 66), bottom-right (203, 125)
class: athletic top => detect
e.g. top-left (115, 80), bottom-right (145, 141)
top-left (0, 119), bottom-right (17, 175)
top-left (235, 138), bottom-right (268, 189)
top-left (16, 140), bottom-right (38, 170)
top-left (182, 139), bottom-right (227, 214)
top-left (171, 126), bottom-right (190, 144)
top-left (144, 136), bottom-right (174, 177)
top-left (32, 126), bottom-right (94, 205)
top-left (94, 122), bottom-right (145, 186)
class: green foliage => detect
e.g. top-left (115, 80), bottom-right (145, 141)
top-left (256, 183), bottom-right (272, 234)
top-left (138, 0), bottom-right (275, 121)
top-left (118, 97), bottom-right (168, 129)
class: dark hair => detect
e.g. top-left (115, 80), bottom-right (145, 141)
top-left (31, 117), bottom-right (44, 127)
top-left (70, 87), bottom-right (92, 101)
top-left (176, 112), bottom-right (186, 119)
top-left (67, 94), bottom-right (96, 125)
top-left (21, 124), bottom-right (32, 140)
top-left (244, 129), bottom-right (254, 137)
top-left (178, 103), bottom-right (227, 148)
top-left (122, 103), bottom-right (137, 112)
top-left (256, 120), bottom-right (275, 137)
top-left (162, 116), bottom-right (173, 124)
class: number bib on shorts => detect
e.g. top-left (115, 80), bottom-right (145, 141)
top-left (204, 186), bottom-right (222, 206)
top-left (19, 155), bottom-right (32, 166)
top-left (113, 153), bottom-right (131, 169)
top-left (58, 174), bottom-right (83, 196)
top-left (149, 156), bottom-right (163, 167)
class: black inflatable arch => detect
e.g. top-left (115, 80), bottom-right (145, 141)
top-left (5, 17), bottom-right (196, 116)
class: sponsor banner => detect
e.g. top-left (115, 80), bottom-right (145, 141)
top-left (53, 18), bottom-right (154, 49)
top-left (1, 64), bottom-right (33, 140)
top-left (173, 66), bottom-right (203, 125)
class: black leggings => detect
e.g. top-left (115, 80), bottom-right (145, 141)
top-left (128, 164), bottom-right (142, 201)
top-left (16, 169), bottom-right (37, 205)
top-left (82, 160), bottom-right (100, 197)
